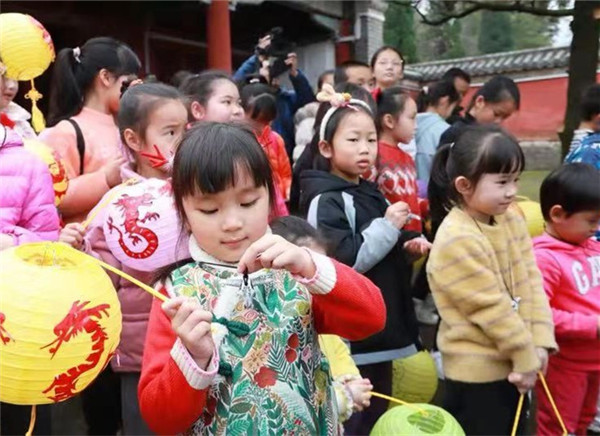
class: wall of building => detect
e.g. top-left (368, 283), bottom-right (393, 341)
top-left (463, 72), bottom-right (600, 141)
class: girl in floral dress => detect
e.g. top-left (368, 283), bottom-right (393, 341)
top-left (138, 122), bottom-right (386, 435)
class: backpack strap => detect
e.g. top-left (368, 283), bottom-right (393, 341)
top-left (66, 118), bottom-right (85, 175)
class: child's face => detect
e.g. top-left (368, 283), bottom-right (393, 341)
top-left (139, 100), bottom-right (188, 172)
top-left (373, 49), bottom-right (403, 89)
top-left (390, 98), bottom-right (417, 144)
top-left (0, 78), bottom-right (17, 110)
top-left (182, 167), bottom-right (270, 263)
top-left (472, 96), bottom-right (517, 124)
top-left (549, 208), bottom-right (600, 245)
top-left (197, 79), bottom-right (244, 123)
top-left (320, 111), bottom-right (377, 184)
top-left (346, 66), bottom-right (374, 92)
top-left (459, 172), bottom-right (520, 223)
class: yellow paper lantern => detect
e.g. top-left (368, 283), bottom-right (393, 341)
top-left (391, 351), bottom-right (439, 406)
top-left (0, 13), bottom-right (56, 132)
top-left (514, 198), bottom-right (545, 237)
top-left (24, 139), bottom-right (69, 206)
top-left (0, 243), bottom-right (121, 405)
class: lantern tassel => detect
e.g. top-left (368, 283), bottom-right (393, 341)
top-left (25, 405), bottom-right (36, 436)
top-left (25, 80), bottom-right (46, 133)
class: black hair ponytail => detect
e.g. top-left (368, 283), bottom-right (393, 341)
top-left (416, 80), bottom-right (460, 113)
top-left (466, 75), bottom-right (520, 113)
top-left (47, 37), bottom-right (141, 126)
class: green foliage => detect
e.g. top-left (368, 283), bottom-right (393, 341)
top-left (478, 11), bottom-right (514, 53)
top-left (384, 1), bottom-right (418, 62)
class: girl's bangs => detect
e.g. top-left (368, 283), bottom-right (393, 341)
top-left (174, 124), bottom-right (273, 199)
top-left (478, 133), bottom-right (525, 175)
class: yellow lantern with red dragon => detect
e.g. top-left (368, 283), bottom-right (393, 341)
top-left (0, 243), bottom-right (121, 405)
top-left (23, 139), bottom-right (69, 207)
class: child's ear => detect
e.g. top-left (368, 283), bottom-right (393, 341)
top-left (454, 176), bottom-right (473, 196)
top-left (97, 68), bottom-right (113, 88)
top-left (474, 95), bottom-right (486, 109)
top-left (549, 205), bottom-right (567, 222)
top-left (190, 101), bottom-right (205, 121)
top-left (383, 113), bottom-right (395, 130)
top-left (318, 140), bottom-right (333, 159)
top-left (123, 128), bottom-right (142, 152)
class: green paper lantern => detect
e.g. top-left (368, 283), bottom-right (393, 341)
top-left (371, 403), bottom-right (465, 436)
top-left (391, 351), bottom-right (438, 406)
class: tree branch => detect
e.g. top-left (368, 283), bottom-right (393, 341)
top-left (386, 0), bottom-right (575, 25)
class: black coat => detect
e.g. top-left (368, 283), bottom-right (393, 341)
top-left (299, 170), bottom-right (420, 362)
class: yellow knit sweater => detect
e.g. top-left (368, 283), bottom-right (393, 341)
top-left (427, 206), bottom-right (557, 383)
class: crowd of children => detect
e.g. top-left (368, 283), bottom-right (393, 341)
top-left (0, 25), bottom-right (599, 436)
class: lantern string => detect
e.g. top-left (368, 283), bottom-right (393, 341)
top-left (25, 405), bottom-right (36, 436)
top-left (538, 371), bottom-right (567, 435)
top-left (81, 178), bottom-right (139, 229)
top-left (370, 391), bottom-right (429, 416)
top-left (88, 256), bottom-right (167, 302)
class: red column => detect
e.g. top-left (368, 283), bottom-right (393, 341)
top-left (335, 19), bottom-right (352, 65)
top-left (207, 0), bottom-right (232, 72)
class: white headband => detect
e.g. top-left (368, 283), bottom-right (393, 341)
top-left (319, 99), bottom-right (372, 142)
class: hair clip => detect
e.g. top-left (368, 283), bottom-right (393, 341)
top-left (316, 83), bottom-right (351, 108)
top-left (422, 85), bottom-right (429, 95)
top-left (72, 47), bottom-right (81, 64)
top-left (317, 83), bottom-right (373, 142)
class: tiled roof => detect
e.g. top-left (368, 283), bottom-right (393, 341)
top-left (405, 45), bottom-right (583, 81)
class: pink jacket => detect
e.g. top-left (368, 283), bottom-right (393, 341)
top-left (534, 233), bottom-right (600, 371)
top-left (83, 162), bottom-right (155, 373)
top-left (0, 128), bottom-right (59, 244)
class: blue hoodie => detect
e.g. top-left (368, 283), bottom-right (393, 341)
top-left (415, 112), bottom-right (450, 183)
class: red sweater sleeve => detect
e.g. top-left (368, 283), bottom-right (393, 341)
top-left (138, 291), bottom-right (209, 435)
top-left (312, 259), bottom-right (386, 341)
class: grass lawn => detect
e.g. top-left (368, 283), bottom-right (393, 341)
top-left (519, 170), bottom-right (550, 202)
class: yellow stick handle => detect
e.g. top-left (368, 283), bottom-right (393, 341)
top-left (90, 256), bottom-right (167, 302)
top-left (511, 393), bottom-right (525, 436)
top-left (81, 178), bottom-right (138, 229)
top-left (538, 371), bottom-right (568, 435)
top-left (370, 391), bottom-right (428, 415)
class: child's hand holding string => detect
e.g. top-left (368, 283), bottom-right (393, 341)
top-left (238, 234), bottom-right (316, 279)
top-left (162, 297), bottom-right (215, 370)
top-left (508, 370), bottom-right (538, 394)
top-left (346, 378), bottom-right (373, 412)
top-left (59, 223), bottom-right (86, 250)
top-left (385, 201), bottom-right (410, 230)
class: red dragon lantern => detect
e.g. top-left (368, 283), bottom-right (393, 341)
top-left (0, 242), bottom-right (121, 405)
top-left (103, 178), bottom-right (189, 272)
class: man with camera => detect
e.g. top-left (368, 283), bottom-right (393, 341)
top-left (234, 31), bottom-right (315, 162)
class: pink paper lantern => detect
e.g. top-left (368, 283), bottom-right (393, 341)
top-left (103, 178), bottom-right (189, 272)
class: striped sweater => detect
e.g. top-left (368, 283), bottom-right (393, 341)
top-left (427, 206), bottom-right (557, 383)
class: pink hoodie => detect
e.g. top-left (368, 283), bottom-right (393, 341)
top-left (533, 233), bottom-right (600, 371)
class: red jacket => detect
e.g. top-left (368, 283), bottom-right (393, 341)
top-left (138, 255), bottom-right (385, 435)
top-left (257, 126), bottom-right (291, 217)
top-left (365, 141), bottom-right (422, 233)
top-left (534, 233), bottom-right (600, 371)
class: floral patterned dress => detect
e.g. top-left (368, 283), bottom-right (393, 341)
top-left (169, 262), bottom-right (338, 435)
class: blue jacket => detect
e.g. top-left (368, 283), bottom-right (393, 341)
top-left (564, 132), bottom-right (600, 170)
top-left (415, 112), bottom-right (450, 183)
top-left (233, 55), bottom-right (315, 159)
